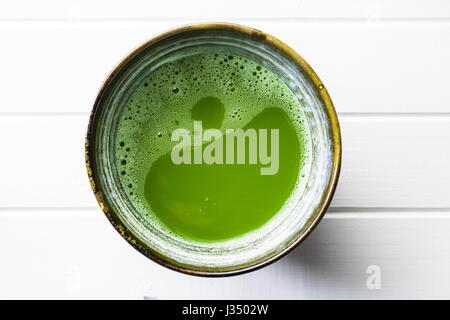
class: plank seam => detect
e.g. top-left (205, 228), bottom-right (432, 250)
top-left (3, 17), bottom-right (450, 23)
top-left (0, 207), bottom-right (449, 219)
top-left (1, 112), bottom-right (450, 118)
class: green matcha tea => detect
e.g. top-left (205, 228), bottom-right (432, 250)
top-left (115, 52), bottom-right (312, 242)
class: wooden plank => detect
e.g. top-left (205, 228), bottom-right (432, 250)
top-left (333, 114), bottom-right (450, 208)
top-left (1, 21), bottom-right (450, 113)
top-left (0, 115), bottom-right (93, 208)
top-left (0, 208), bottom-right (448, 299)
top-left (0, 115), bottom-right (448, 208)
top-left (1, 0), bottom-right (449, 20)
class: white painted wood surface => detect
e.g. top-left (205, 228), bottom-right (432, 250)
top-left (1, 0), bottom-right (450, 19)
top-left (3, 21), bottom-right (450, 114)
top-left (1, 209), bottom-right (449, 299)
top-left (0, 1), bottom-right (449, 299)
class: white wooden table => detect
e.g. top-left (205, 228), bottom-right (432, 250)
top-left (1, 0), bottom-right (450, 299)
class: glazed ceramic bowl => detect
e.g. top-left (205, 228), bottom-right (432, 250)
top-left (85, 23), bottom-right (341, 276)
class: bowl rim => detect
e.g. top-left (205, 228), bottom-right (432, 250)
top-left (85, 22), bottom-right (342, 277)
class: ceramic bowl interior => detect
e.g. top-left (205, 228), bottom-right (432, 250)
top-left (86, 24), bottom-right (341, 276)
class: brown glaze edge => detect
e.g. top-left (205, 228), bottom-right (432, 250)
top-left (85, 22), bottom-right (342, 277)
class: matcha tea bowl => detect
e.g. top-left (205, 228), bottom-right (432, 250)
top-left (85, 23), bottom-right (341, 276)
